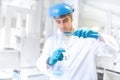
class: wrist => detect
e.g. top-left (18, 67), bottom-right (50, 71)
top-left (46, 57), bottom-right (57, 66)
top-left (98, 33), bottom-right (105, 42)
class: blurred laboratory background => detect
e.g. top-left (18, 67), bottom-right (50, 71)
top-left (0, 0), bottom-right (120, 80)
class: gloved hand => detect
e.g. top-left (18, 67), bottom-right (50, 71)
top-left (48, 48), bottom-right (65, 66)
top-left (72, 27), bottom-right (99, 39)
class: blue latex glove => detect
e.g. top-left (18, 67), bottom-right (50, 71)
top-left (49, 48), bottom-right (65, 66)
top-left (72, 27), bottom-right (99, 39)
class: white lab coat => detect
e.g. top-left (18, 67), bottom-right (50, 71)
top-left (36, 33), bottom-right (119, 80)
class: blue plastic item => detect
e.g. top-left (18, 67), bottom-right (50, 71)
top-left (49, 3), bottom-right (74, 18)
top-left (72, 27), bottom-right (99, 39)
top-left (49, 48), bottom-right (65, 66)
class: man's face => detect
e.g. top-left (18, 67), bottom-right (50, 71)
top-left (55, 15), bottom-right (73, 33)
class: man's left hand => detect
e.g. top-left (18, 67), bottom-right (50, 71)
top-left (72, 27), bottom-right (99, 39)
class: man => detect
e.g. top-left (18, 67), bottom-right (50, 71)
top-left (36, 3), bottom-right (119, 80)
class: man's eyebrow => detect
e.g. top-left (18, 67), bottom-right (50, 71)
top-left (64, 18), bottom-right (68, 20)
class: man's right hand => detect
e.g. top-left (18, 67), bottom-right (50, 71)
top-left (48, 48), bottom-right (65, 66)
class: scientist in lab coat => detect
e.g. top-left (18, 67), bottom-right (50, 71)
top-left (36, 3), bottom-right (119, 80)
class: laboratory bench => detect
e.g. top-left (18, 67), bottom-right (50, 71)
top-left (0, 67), bottom-right (49, 80)
top-left (0, 67), bottom-right (120, 80)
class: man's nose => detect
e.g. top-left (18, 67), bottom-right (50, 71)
top-left (60, 22), bottom-right (65, 28)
